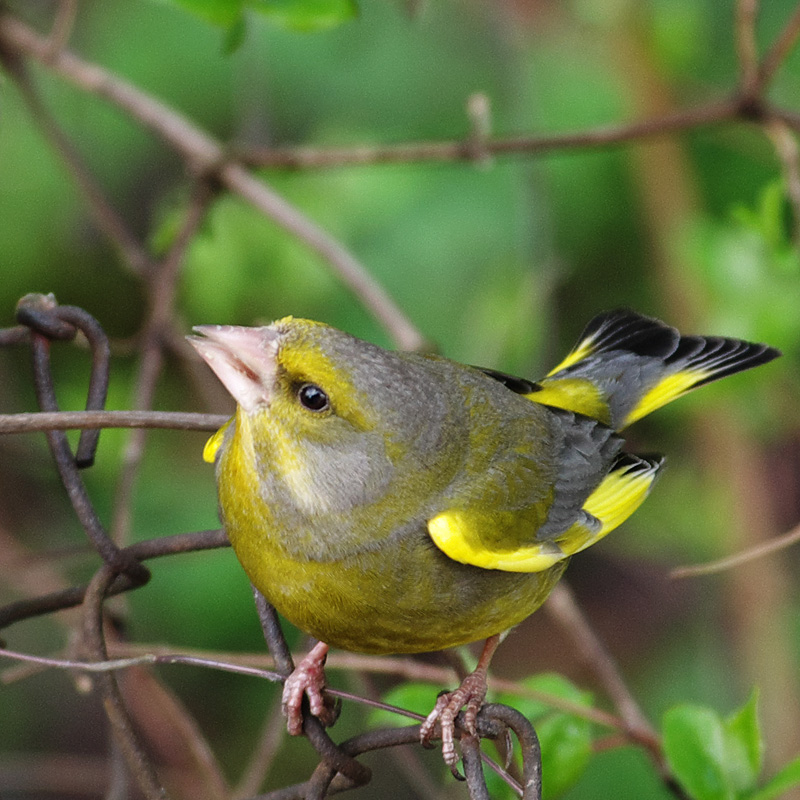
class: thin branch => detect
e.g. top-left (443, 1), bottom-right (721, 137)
top-left (220, 162), bottom-right (428, 351)
top-left (0, 49), bottom-right (153, 275)
top-left (3, 637), bottom-right (623, 732)
top-left (671, 521), bottom-right (800, 579)
top-left (232, 691), bottom-right (287, 799)
top-left (0, 14), bottom-right (425, 352)
top-left (80, 565), bottom-right (168, 800)
top-left (236, 99), bottom-right (741, 171)
top-left (45, 0), bottom-right (78, 57)
top-left (736, 0), bottom-right (761, 97)
top-left (764, 117), bottom-right (800, 244)
top-left (0, 410), bottom-right (228, 434)
top-left (758, 2), bottom-right (800, 89)
top-left (544, 584), bottom-right (662, 757)
top-left (110, 181), bottom-right (214, 545)
top-left (771, 105), bottom-right (800, 134)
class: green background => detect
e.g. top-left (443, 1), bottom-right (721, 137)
top-left (1, 1), bottom-right (799, 798)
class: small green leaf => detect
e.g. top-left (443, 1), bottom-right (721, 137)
top-left (497, 672), bottom-right (594, 720)
top-left (222, 13), bottom-right (248, 53)
top-left (497, 674), bottom-right (595, 799)
top-left (160, 0), bottom-right (245, 27)
top-left (369, 682), bottom-right (437, 729)
top-left (723, 689), bottom-right (763, 794)
top-left (748, 756), bottom-right (800, 800)
top-left (250, 0), bottom-right (358, 31)
top-left (663, 705), bottom-right (733, 800)
top-left (536, 711), bottom-right (593, 799)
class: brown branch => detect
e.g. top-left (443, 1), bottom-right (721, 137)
top-left (0, 410), bottom-right (228, 434)
top-left (0, 13), bottom-right (426, 352)
top-left (771, 105), bottom-right (800, 134)
top-left (544, 584), bottom-right (662, 758)
top-left (0, 52), bottom-right (153, 275)
top-left (3, 639), bottom-right (623, 731)
top-left (232, 692), bottom-right (287, 799)
top-left (219, 162), bottom-right (429, 352)
top-left (737, 0), bottom-right (761, 97)
top-left (236, 99), bottom-right (741, 171)
top-left (81, 565), bottom-right (168, 800)
top-left (110, 181), bottom-right (215, 545)
top-left (671, 521), bottom-right (800, 578)
top-left (45, 0), bottom-right (77, 56)
top-left (758, 2), bottom-right (800, 89)
top-left (764, 117), bottom-right (800, 244)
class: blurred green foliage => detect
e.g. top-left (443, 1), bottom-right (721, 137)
top-left (1, 0), bottom-right (799, 798)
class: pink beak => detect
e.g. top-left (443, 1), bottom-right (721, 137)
top-left (187, 325), bottom-right (279, 412)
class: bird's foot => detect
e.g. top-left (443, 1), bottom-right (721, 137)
top-left (281, 641), bottom-right (339, 735)
top-left (419, 667), bottom-right (489, 771)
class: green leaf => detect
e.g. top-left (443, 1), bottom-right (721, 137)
top-left (663, 705), bottom-right (733, 800)
top-left (369, 682), bottom-right (437, 729)
top-left (722, 689), bottom-right (763, 794)
top-left (748, 756), bottom-right (800, 800)
top-left (222, 13), bottom-right (248, 53)
top-left (157, 0), bottom-right (356, 38)
top-left (159, 0), bottom-right (245, 27)
top-left (250, 0), bottom-right (358, 31)
top-left (497, 674), bottom-right (595, 799)
top-left (536, 710), bottom-right (594, 799)
top-left (732, 179), bottom-right (790, 253)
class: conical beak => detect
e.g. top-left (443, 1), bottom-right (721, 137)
top-left (187, 325), bottom-right (279, 412)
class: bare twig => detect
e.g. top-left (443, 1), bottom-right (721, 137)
top-left (672, 521), bottom-right (800, 578)
top-left (81, 566), bottom-right (168, 800)
top-left (232, 692), bottom-right (287, 799)
top-left (764, 117), bottom-right (800, 244)
top-left (46, 0), bottom-right (78, 56)
top-left (758, 2), bottom-right (800, 89)
top-left (236, 100), bottom-right (741, 170)
top-left (0, 410), bottom-right (228, 434)
top-left (544, 584), bottom-right (662, 758)
top-left (736, 0), bottom-right (761, 97)
top-left (18, 304), bottom-right (148, 581)
top-left (0, 50), bottom-right (153, 275)
top-left (220, 163), bottom-right (428, 351)
top-left (0, 14), bottom-right (425, 352)
top-left (0, 530), bottom-right (227, 632)
top-left (110, 181), bottom-right (214, 545)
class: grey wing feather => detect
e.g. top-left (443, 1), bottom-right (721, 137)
top-left (535, 409), bottom-right (622, 539)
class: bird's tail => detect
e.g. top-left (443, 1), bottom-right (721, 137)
top-left (526, 310), bottom-right (780, 430)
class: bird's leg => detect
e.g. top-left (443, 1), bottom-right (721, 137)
top-left (281, 640), bottom-right (338, 735)
top-left (420, 633), bottom-right (502, 769)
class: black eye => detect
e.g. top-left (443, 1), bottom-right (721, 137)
top-left (298, 383), bottom-right (330, 412)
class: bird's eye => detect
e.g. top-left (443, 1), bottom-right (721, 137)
top-left (297, 383), bottom-right (330, 412)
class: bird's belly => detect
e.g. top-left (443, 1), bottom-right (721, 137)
top-left (227, 519), bottom-right (567, 654)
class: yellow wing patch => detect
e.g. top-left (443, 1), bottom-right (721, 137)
top-left (203, 418), bottom-right (233, 463)
top-left (427, 455), bottom-right (662, 573)
top-left (428, 511), bottom-right (566, 572)
top-left (553, 455), bottom-right (662, 557)
top-left (622, 370), bottom-right (710, 427)
top-left (524, 378), bottom-right (610, 425)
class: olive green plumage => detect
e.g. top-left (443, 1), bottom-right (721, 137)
top-left (188, 310), bottom-right (779, 655)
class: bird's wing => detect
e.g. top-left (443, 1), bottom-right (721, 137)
top-left (427, 446), bottom-right (663, 573)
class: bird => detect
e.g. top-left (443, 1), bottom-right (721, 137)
top-left (187, 309), bottom-right (779, 768)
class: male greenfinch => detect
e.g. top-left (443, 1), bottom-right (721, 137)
top-left (188, 310), bottom-right (779, 767)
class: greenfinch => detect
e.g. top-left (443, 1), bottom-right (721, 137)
top-left (188, 310), bottom-right (779, 766)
